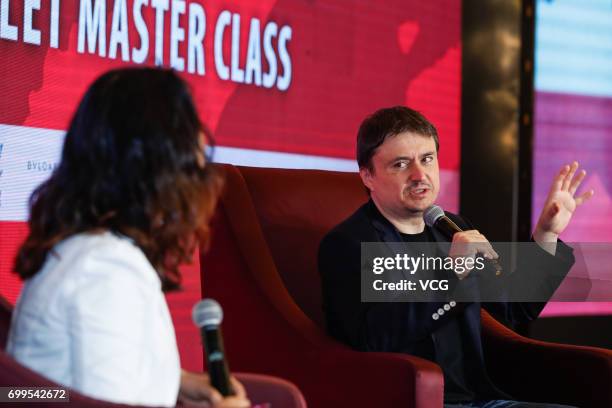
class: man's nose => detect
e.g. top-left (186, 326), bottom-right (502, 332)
top-left (409, 162), bottom-right (427, 181)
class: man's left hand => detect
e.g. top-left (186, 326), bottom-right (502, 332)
top-left (534, 161), bottom-right (594, 254)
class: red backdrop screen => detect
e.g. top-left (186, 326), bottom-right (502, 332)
top-left (0, 0), bottom-right (462, 368)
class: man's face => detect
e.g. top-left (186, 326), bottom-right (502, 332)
top-left (360, 131), bottom-right (440, 216)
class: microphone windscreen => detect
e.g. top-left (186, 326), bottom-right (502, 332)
top-left (192, 298), bottom-right (223, 328)
top-left (423, 205), bottom-right (445, 227)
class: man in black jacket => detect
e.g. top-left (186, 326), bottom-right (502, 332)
top-left (318, 106), bottom-right (594, 408)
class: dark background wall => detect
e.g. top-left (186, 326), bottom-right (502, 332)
top-left (461, 0), bottom-right (530, 242)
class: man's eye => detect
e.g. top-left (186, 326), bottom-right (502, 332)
top-left (394, 162), bottom-right (408, 169)
top-left (422, 156), bottom-right (434, 164)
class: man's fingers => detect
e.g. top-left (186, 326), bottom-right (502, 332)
top-left (479, 242), bottom-right (499, 259)
top-left (575, 189), bottom-right (595, 206)
top-left (568, 169), bottom-right (586, 195)
top-left (461, 240), bottom-right (497, 260)
top-left (551, 164), bottom-right (570, 193)
top-left (460, 234), bottom-right (498, 259)
top-left (451, 231), bottom-right (499, 259)
top-left (460, 230), bottom-right (484, 239)
top-left (469, 236), bottom-right (498, 259)
top-left (561, 161), bottom-right (578, 191)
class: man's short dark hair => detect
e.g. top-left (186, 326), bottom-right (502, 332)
top-left (356, 106), bottom-right (439, 170)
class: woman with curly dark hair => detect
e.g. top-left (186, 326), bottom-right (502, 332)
top-left (6, 68), bottom-right (249, 407)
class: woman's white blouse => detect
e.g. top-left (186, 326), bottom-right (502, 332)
top-left (7, 232), bottom-right (181, 407)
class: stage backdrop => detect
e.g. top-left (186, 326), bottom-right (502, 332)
top-left (0, 0), bottom-right (462, 369)
top-left (534, 0), bottom-right (612, 317)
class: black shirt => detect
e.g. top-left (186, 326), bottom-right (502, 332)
top-left (400, 227), bottom-right (474, 403)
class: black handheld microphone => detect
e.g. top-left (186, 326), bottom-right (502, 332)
top-left (424, 205), bottom-right (502, 276)
top-left (192, 299), bottom-right (234, 396)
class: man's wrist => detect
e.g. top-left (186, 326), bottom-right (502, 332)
top-left (533, 226), bottom-right (558, 255)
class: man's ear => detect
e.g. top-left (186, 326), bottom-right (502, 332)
top-left (359, 167), bottom-right (374, 192)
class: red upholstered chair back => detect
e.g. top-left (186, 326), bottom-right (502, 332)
top-left (236, 166), bottom-right (367, 327)
top-left (201, 165), bottom-right (443, 408)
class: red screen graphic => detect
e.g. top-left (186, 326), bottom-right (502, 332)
top-left (0, 0), bottom-right (462, 367)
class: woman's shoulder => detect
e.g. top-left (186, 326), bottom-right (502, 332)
top-left (47, 231), bottom-right (161, 291)
top-left (10, 232), bottom-right (162, 343)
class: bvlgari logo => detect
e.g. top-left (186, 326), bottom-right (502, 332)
top-left (27, 161), bottom-right (59, 172)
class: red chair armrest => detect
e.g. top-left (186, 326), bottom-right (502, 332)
top-left (482, 311), bottom-right (612, 408)
top-left (313, 346), bottom-right (444, 408)
top-left (235, 372), bottom-right (307, 408)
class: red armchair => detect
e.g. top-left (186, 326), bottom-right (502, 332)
top-left (201, 164), bottom-right (612, 408)
top-left (201, 164), bottom-right (444, 408)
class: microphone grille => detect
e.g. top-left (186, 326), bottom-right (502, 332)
top-left (423, 205), bottom-right (445, 227)
top-left (192, 298), bottom-right (223, 328)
